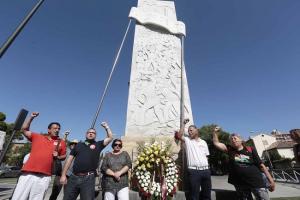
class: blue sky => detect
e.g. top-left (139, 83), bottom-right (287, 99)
top-left (1, 0), bottom-right (300, 142)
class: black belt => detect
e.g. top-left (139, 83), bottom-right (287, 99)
top-left (74, 171), bottom-right (95, 176)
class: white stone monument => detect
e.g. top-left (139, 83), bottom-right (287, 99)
top-left (125, 0), bottom-right (194, 137)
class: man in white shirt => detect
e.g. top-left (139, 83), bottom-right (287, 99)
top-left (176, 119), bottom-right (211, 200)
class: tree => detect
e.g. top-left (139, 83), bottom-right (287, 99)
top-left (6, 143), bottom-right (31, 166)
top-left (0, 111), bottom-right (29, 166)
top-left (198, 124), bottom-right (230, 174)
top-left (268, 149), bottom-right (282, 161)
top-left (0, 112), bottom-right (7, 131)
top-left (0, 112), bottom-right (6, 122)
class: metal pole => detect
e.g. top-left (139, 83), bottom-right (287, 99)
top-left (179, 35), bottom-right (186, 191)
top-left (0, 0), bottom-right (45, 58)
top-left (90, 20), bottom-right (132, 128)
top-left (180, 36), bottom-right (185, 129)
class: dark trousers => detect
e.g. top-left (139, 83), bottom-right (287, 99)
top-left (49, 175), bottom-right (70, 200)
top-left (188, 169), bottom-right (211, 200)
top-left (63, 174), bottom-right (95, 200)
top-left (49, 176), bottom-right (63, 200)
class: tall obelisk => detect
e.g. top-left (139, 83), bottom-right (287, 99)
top-left (125, 0), bottom-right (193, 137)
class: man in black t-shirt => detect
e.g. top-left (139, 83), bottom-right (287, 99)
top-left (212, 127), bottom-right (275, 200)
top-left (290, 129), bottom-right (300, 162)
top-left (60, 122), bottom-right (113, 200)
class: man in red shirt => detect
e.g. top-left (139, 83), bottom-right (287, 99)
top-left (11, 112), bottom-right (66, 200)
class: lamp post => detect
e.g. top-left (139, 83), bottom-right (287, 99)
top-left (0, 0), bottom-right (45, 58)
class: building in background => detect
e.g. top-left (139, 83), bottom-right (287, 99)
top-left (249, 130), bottom-right (295, 159)
top-left (271, 130), bottom-right (293, 142)
top-left (249, 134), bottom-right (276, 158)
top-left (264, 141), bottom-right (295, 159)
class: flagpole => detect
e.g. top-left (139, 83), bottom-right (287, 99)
top-left (179, 35), bottom-right (187, 192)
top-left (180, 35), bottom-right (185, 129)
top-left (0, 0), bottom-right (45, 58)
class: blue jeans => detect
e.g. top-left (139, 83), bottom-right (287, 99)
top-left (188, 169), bottom-right (211, 200)
top-left (234, 185), bottom-right (270, 200)
top-left (63, 174), bottom-right (95, 200)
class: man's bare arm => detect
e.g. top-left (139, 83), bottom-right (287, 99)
top-left (101, 122), bottom-right (113, 146)
top-left (60, 155), bottom-right (75, 185)
top-left (21, 112), bottom-right (39, 139)
top-left (175, 119), bottom-right (190, 142)
top-left (260, 163), bottom-right (275, 192)
top-left (212, 126), bottom-right (228, 152)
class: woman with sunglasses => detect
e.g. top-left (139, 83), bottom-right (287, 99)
top-left (101, 139), bottom-right (132, 200)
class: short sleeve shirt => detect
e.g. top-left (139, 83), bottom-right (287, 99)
top-left (71, 140), bottom-right (105, 174)
top-left (227, 146), bottom-right (265, 188)
top-left (22, 133), bottom-right (66, 176)
top-left (184, 136), bottom-right (210, 168)
top-left (101, 151), bottom-right (132, 191)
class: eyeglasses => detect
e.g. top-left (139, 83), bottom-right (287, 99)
top-left (113, 143), bottom-right (122, 148)
top-left (88, 131), bottom-right (96, 134)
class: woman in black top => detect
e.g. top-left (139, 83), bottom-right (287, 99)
top-left (212, 127), bottom-right (275, 200)
top-left (101, 139), bottom-right (132, 200)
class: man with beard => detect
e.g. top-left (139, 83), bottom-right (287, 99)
top-left (60, 122), bottom-right (113, 200)
top-left (11, 112), bottom-right (67, 200)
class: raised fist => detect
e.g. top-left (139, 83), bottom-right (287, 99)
top-left (31, 112), bottom-right (39, 118)
top-left (64, 130), bottom-right (71, 136)
top-left (214, 126), bottom-right (221, 132)
top-left (183, 118), bottom-right (189, 125)
top-left (101, 122), bottom-right (109, 129)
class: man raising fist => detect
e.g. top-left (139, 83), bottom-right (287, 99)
top-left (11, 112), bottom-right (66, 200)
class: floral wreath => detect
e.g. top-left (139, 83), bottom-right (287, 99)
top-left (132, 140), bottom-right (179, 199)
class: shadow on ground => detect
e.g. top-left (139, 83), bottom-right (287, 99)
top-left (213, 189), bottom-right (238, 200)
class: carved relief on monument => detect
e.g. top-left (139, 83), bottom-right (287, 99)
top-left (126, 24), bottom-right (193, 136)
top-left (125, 0), bottom-right (193, 136)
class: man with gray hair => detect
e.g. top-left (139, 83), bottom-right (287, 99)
top-left (176, 119), bottom-right (211, 200)
top-left (60, 122), bottom-right (113, 200)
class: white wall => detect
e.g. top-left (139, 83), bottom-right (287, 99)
top-left (278, 148), bottom-right (294, 159)
top-left (251, 134), bottom-right (276, 158)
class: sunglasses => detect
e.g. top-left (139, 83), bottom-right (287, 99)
top-left (113, 143), bottom-right (122, 148)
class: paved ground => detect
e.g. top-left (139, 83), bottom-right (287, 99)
top-left (211, 176), bottom-right (300, 198)
top-left (1, 175), bottom-right (300, 200)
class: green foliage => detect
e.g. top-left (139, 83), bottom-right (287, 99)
top-left (0, 112), bottom-right (6, 121)
top-left (268, 149), bottom-right (282, 161)
top-left (5, 143), bottom-right (31, 166)
top-left (0, 121), bottom-right (7, 131)
top-left (199, 124), bottom-right (231, 174)
top-left (244, 139), bottom-right (254, 147)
